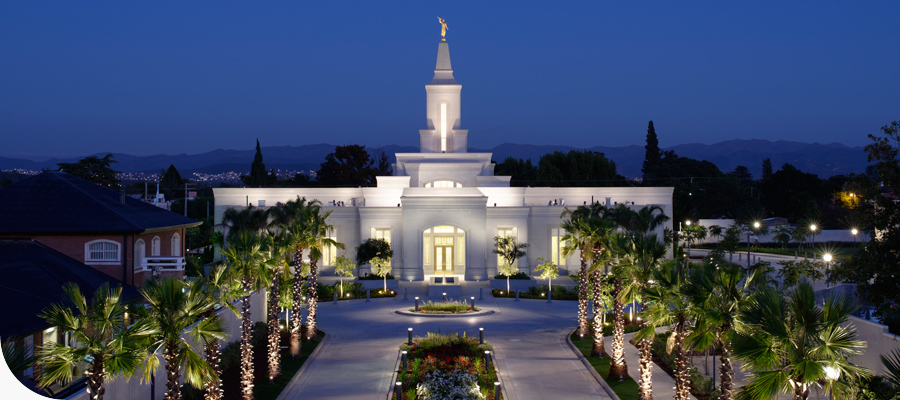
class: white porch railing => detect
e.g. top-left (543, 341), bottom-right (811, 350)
top-left (136, 256), bottom-right (185, 272)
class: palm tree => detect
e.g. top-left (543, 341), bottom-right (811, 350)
top-left (221, 232), bottom-right (271, 400)
top-left (263, 230), bottom-right (293, 382)
top-left (561, 206), bottom-right (596, 338)
top-left (614, 232), bottom-right (667, 399)
top-left (733, 279), bottom-right (869, 400)
top-left (304, 204), bottom-right (344, 340)
top-left (686, 255), bottom-right (760, 400)
top-left (198, 265), bottom-right (241, 400)
top-left (220, 205), bottom-right (268, 242)
top-left (37, 283), bottom-right (154, 400)
top-left (642, 260), bottom-right (696, 400)
top-left (492, 235), bottom-right (528, 292)
top-left (137, 277), bottom-right (226, 400)
top-left (275, 197), bottom-right (315, 357)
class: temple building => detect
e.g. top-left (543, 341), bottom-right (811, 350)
top-left (213, 39), bottom-right (673, 282)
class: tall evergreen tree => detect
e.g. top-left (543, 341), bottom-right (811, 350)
top-left (57, 153), bottom-right (121, 189)
top-left (641, 121), bottom-right (661, 183)
top-left (249, 139), bottom-right (268, 187)
top-left (160, 164), bottom-right (184, 192)
top-left (761, 158), bottom-right (773, 181)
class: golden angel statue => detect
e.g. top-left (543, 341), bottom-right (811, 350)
top-left (437, 17), bottom-right (448, 41)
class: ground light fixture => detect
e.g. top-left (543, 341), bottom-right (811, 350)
top-left (479, 327), bottom-right (484, 344)
top-left (471, 296), bottom-right (475, 311)
top-left (408, 328), bottom-right (413, 346)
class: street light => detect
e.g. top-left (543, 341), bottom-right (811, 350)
top-left (823, 253), bottom-right (833, 287)
top-left (810, 224), bottom-right (818, 254)
top-left (748, 222), bottom-right (761, 267)
top-left (685, 220), bottom-right (692, 257)
top-left (851, 228), bottom-right (859, 247)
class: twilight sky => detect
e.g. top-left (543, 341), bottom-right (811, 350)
top-left (1, 1), bottom-right (898, 160)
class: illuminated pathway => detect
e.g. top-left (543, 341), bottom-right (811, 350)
top-left (276, 285), bottom-right (612, 400)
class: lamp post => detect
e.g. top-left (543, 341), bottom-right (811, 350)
top-left (823, 253), bottom-right (833, 288)
top-left (747, 222), bottom-right (760, 267)
top-left (851, 228), bottom-right (859, 247)
top-left (685, 220), bottom-right (692, 257)
top-left (810, 224), bottom-right (817, 254)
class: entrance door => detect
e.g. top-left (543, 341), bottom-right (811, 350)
top-left (434, 236), bottom-right (454, 275)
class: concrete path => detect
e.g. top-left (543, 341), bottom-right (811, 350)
top-left (277, 285), bottom-right (612, 400)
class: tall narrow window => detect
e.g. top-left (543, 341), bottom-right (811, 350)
top-left (134, 239), bottom-right (146, 270)
top-left (321, 229), bottom-right (338, 266)
top-left (496, 227), bottom-right (515, 267)
top-left (440, 103), bottom-right (447, 152)
top-left (152, 236), bottom-right (161, 256)
top-left (551, 228), bottom-right (567, 266)
top-left (171, 233), bottom-right (181, 256)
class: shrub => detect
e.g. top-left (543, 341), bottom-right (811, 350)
top-left (414, 300), bottom-right (477, 314)
top-left (492, 271), bottom-right (529, 280)
top-left (416, 369), bottom-right (486, 400)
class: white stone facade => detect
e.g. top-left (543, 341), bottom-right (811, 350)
top-left (214, 40), bottom-right (674, 282)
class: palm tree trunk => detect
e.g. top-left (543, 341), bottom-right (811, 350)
top-left (638, 300), bottom-right (652, 400)
top-left (591, 267), bottom-right (604, 357)
top-left (673, 317), bottom-right (691, 400)
top-left (577, 252), bottom-right (589, 337)
top-left (203, 340), bottom-right (223, 400)
top-left (290, 248), bottom-right (303, 357)
top-left (267, 269), bottom-right (281, 383)
top-left (86, 356), bottom-right (106, 400)
top-left (240, 278), bottom-right (255, 400)
top-left (719, 339), bottom-right (734, 400)
top-left (608, 278), bottom-right (627, 381)
top-left (306, 258), bottom-right (318, 340)
top-left (164, 340), bottom-right (182, 400)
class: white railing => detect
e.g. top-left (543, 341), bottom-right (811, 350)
top-left (136, 256), bottom-right (185, 272)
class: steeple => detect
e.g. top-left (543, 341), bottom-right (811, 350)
top-left (429, 42), bottom-right (458, 85)
top-left (420, 41), bottom-right (467, 153)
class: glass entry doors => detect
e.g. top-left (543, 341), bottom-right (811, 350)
top-left (434, 236), bottom-right (454, 275)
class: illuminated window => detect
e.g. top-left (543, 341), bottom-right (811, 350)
top-left (440, 103), bottom-right (447, 152)
top-left (85, 240), bottom-right (120, 262)
top-left (496, 227), bottom-right (516, 267)
top-left (321, 229), bottom-right (338, 266)
top-left (550, 228), bottom-right (567, 265)
top-left (425, 180), bottom-right (463, 188)
top-left (372, 228), bottom-right (391, 245)
top-left (171, 233), bottom-right (181, 256)
top-left (42, 327), bottom-right (57, 346)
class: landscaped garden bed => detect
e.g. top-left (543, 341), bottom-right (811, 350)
top-left (395, 331), bottom-right (501, 400)
top-left (491, 285), bottom-right (578, 300)
top-left (409, 299), bottom-right (481, 314)
top-left (570, 330), bottom-right (639, 400)
top-left (315, 281), bottom-right (396, 301)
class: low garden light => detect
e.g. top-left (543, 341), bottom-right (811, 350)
top-left (408, 328), bottom-right (413, 346)
top-left (824, 365), bottom-right (840, 381)
top-left (484, 350), bottom-right (491, 369)
top-left (415, 296), bottom-right (420, 311)
top-left (479, 327), bottom-right (484, 344)
top-left (471, 296), bottom-right (475, 311)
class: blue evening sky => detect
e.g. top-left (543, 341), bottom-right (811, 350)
top-left (1, 1), bottom-right (898, 159)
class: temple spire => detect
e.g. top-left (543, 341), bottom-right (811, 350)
top-left (429, 42), bottom-right (458, 85)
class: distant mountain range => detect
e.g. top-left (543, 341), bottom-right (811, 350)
top-left (0, 139), bottom-right (868, 180)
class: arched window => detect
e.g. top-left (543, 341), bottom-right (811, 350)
top-left (151, 236), bottom-right (161, 256)
top-left (134, 239), bottom-right (146, 270)
top-left (171, 233), bottom-right (181, 256)
top-left (85, 240), bottom-right (120, 262)
top-left (424, 180), bottom-right (463, 188)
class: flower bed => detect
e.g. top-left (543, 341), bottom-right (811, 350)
top-left (409, 300), bottom-right (480, 314)
top-left (395, 331), bottom-right (501, 400)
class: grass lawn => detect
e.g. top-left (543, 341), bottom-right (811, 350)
top-left (253, 332), bottom-right (323, 400)
top-left (571, 334), bottom-right (639, 400)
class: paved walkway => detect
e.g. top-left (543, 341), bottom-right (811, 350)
top-left (277, 284), bottom-right (612, 400)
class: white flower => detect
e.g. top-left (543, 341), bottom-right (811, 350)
top-left (415, 370), bottom-right (485, 400)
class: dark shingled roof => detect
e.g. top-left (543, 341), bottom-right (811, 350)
top-left (0, 239), bottom-right (142, 338)
top-left (0, 172), bottom-right (200, 235)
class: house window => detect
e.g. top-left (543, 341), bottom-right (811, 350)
top-left (151, 236), bottom-right (161, 256)
top-left (321, 228), bottom-right (337, 266)
top-left (134, 239), bottom-right (146, 270)
top-left (372, 228), bottom-right (391, 245)
top-left (550, 228), bottom-right (567, 266)
top-left (85, 240), bottom-right (120, 262)
top-left (42, 327), bottom-right (58, 346)
top-left (171, 233), bottom-right (181, 256)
